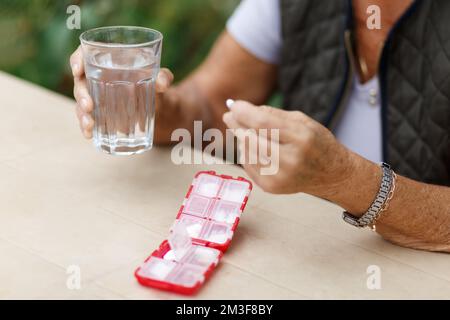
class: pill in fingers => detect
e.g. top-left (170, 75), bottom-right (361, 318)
top-left (226, 99), bottom-right (235, 109)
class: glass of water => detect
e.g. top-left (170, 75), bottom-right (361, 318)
top-left (80, 26), bottom-right (163, 155)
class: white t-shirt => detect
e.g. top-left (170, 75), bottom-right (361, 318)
top-left (226, 0), bottom-right (383, 163)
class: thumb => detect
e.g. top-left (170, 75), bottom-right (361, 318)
top-left (156, 68), bottom-right (174, 93)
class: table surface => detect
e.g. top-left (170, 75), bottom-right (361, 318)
top-left (0, 71), bottom-right (449, 299)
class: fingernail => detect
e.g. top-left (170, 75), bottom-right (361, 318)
top-left (226, 99), bottom-right (235, 109)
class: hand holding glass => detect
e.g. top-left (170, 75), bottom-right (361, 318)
top-left (80, 26), bottom-right (163, 155)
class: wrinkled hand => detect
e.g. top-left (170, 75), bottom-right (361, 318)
top-left (222, 101), bottom-right (357, 196)
top-left (69, 46), bottom-right (174, 139)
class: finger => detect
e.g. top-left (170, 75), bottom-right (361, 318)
top-left (255, 128), bottom-right (278, 167)
top-left (73, 77), bottom-right (94, 113)
top-left (75, 104), bottom-right (83, 123)
top-left (229, 100), bottom-right (313, 135)
top-left (223, 111), bottom-right (289, 144)
top-left (229, 101), bottom-right (311, 142)
top-left (70, 46), bottom-right (84, 78)
top-left (223, 111), bottom-right (248, 130)
top-left (228, 100), bottom-right (288, 130)
top-left (225, 111), bottom-right (282, 188)
top-left (224, 112), bottom-right (277, 167)
top-left (76, 105), bottom-right (94, 139)
top-left (76, 106), bottom-right (94, 131)
top-left (156, 68), bottom-right (174, 93)
top-left (83, 128), bottom-right (93, 139)
top-left (239, 142), bottom-right (285, 194)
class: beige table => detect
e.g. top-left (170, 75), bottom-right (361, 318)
top-left (0, 71), bottom-right (449, 300)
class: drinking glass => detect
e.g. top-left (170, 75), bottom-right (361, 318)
top-left (80, 26), bottom-right (163, 155)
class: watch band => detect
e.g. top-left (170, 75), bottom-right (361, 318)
top-left (342, 162), bottom-right (396, 231)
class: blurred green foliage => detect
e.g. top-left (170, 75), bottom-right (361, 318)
top-left (0, 0), bottom-right (239, 97)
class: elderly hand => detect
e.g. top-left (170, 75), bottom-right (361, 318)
top-left (222, 101), bottom-right (450, 254)
top-left (222, 100), bottom-right (366, 198)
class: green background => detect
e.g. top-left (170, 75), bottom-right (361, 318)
top-left (0, 0), bottom-right (239, 98)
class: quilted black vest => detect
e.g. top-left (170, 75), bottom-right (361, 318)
top-left (279, 0), bottom-right (450, 186)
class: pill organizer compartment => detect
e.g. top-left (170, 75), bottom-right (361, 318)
top-left (201, 220), bottom-right (233, 244)
top-left (219, 179), bottom-right (250, 203)
top-left (177, 214), bottom-right (207, 239)
top-left (173, 214), bottom-right (234, 247)
top-left (181, 246), bottom-right (221, 267)
top-left (192, 173), bottom-right (222, 198)
top-left (209, 200), bottom-right (241, 224)
top-left (183, 195), bottom-right (242, 225)
top-left (137, 256), bottom-right (176, 281)
top-left (163, 246), bottom-right (221, 269)
top-left (168, 263), bottom-right (206, 288)
top-left (137, 256), bottom-right (206, 289)
top-left (183, 194), bottom-right (212, 218)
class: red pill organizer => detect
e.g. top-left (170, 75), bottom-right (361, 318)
top-left (135, 171), bottom-right (252, 295)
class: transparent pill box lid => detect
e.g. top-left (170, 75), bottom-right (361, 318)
top-left (135, 171), bottom-right (252, 295)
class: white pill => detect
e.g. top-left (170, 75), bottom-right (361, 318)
top-left (226, 99), bottom-right (235, 109)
